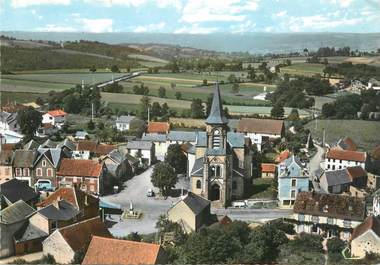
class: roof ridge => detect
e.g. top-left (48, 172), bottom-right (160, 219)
top-left (91, 235), bottom-right (161, 247)
top-left (59, 216), bottom-right (100, 232)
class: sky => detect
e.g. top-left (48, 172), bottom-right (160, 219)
top-left (1, 0), bottom-right (380, 34)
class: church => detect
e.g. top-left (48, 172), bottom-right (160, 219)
top-left (190, 83), bottom-right (253, 207)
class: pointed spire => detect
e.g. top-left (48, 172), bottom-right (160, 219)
top-left (206, 83), bottom-right (228, 125)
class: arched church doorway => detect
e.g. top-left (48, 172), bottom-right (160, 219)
top-left (210, 184), bottom-right (220, 201)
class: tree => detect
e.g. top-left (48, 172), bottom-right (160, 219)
top-left (126, 232), bottom-right (142, 242)
top-left (165, 144), bottom-right (187, 174)
top-left (327, 237), bottom-right (345, 254)
top-left (228, 74), bottom-right (237, 83)
top-left (170, 82), bottom-right (176, 90)
top-left (151, 162), bottom-right (177, 195)
top-left (190, 98), bottom-right (204, 118)
top-left (17, 107), bottom-right (42, 141)
top-left (158, 86), bottom-right (166, 98)
top-left (175, 91), bottom-right (182, 100)
top-left (151, 102), bottom-right (161, 118)
top-left (87, 119), bottom-right (95, 130)
top-left (138, 96), bottom-right (151, 120)
top-left (203, 79), bottom-right (208, 86)
top-left (231, 83), bottom-right (240, 94)
top-left (111, 64), bottom-right (120, 73)
top-left (322, 102), bottom-right (336, 117)
top-left (72, 248), bottom-right (86, 264)
top-left (89, 65), bottom-right (97, 73)
top-left (63, 94), bottom-right (81, 114)
top-left (35, 96), bottom-right (44, 106)
top-left (271, 103), bottom-right (285, 119)
top-left (287, 108), bottom-right (299, 121)
top-left (247, 68), bottom-right (256, 81)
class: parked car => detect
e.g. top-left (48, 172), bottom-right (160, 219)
top-left (146, 188), bottom-right (155, 197)
top-left (35, 179), bottom-right (54, 191)
top-left (232, 201), bottom-right (247, 208)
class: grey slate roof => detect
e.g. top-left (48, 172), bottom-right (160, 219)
top-left (141, 133), bottom-right (167, 142)
top-left (40, 139), bottom-right (58, 148)
top-left (324, 169), bottom-right (351, 186)
top-left (12, 150), bottom-right (36, 168)
top-left (0, 112), bottom-right (18, 128)
top-left (182, 192), bottom-right (210, 215)
top-left (75, 131), bottom-right (89, 138)
top-left (191, 157), bottom-right (204, 176)
top-left (24, 139), bottom-right (40, 150)
top-left (0, 179), bottom-right (39, 204)
top-left (0, 200), bottom-right (35, 224)
top-left (206, 148), bottom-right (227, 156)
top-left (125, 153), bottom-right (139, 164)
top-left (57, 139), bottom-right (76, 151)
top-left (282, 155), bottom-right (303, 168)
top-left (14, 219), bottom-right (48, 243)
top-left (126, 140), bottom-right (153, 150)
top-left (206, 83), bottom-right (228, 125)
top-left (108, 149), bottom-right (124, 164)
top-left (38, 200), bottom-right (80, 221)
top-left (167, 131), bottom-right (197, 142)
top-left (227, 132), bottom-right (245, 148)
top-left (195, 132), bottom-right (207, 147)
top-left (35, 148), bottom-right (63, 168)
top-left (116, 115), bottom-right (135, 123)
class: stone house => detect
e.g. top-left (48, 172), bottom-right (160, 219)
top-left (147, 122), bottom-right (170, 134)
top-left (115, 115), bottom-right (135, 131)
top-left (33, 148), bottom-right (66, 187)
top-left (0, 179), bottom-right (39, 209)
top-left (0, 149), bottom-right (13, 183)
top-left (141, 133), bottom-right (168, 159)
top-left (350, 215), bottom-right (380, 258)
top-left (0, 200), bottom-right (35, 258)
top-left (261, 163), bottom-right (276, 178)
top-left (167, 192), bottom-right (211, 233)
top-left (12, 150), bottom-right (36, 186)
top-left (42, 217), bottom-right (111, 264)
top-left (277, 155), bottom-right (310, 207)
top-left (56, 159), bottom-right (105, 195)
top-left (82, 236), bottom-right (167, 265)
top-left (42, 109), bottom-right (67, 129)
top-left (292, 191), bottom-right (366, 240)
top-left (126, 140), bottom-right (155, 166)
top-left (325, 148), bottom-right (367, 171)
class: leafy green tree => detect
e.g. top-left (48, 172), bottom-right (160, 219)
top-left (228, 74), bottom-right (237, 83)
top-left (247, 68), bottom-right (256, 81)
top-left (111, 64), bottom-right (120, 73)
top-left (72, 248), bottom-right (86, 264)
top-left (87, 119), bottom-right (95, 130)
top-left (190, 98), bottom-right (204, 118)
top-left (175, 91), bottom-right (182, 100)
top-left (17, 107), bottom-right (42, 141)
top-left (271, 103), bottom-right (285, 119)
top-left (161, 103), bottom-right (169, 117)
top-left (287, 108), bottom-right (300, 121)
top-left (322, 102), bottom-right (336, 117)
top-left (170, 82), bottom-right (176, 90)
top-left (158, 86), bottom-right (166, 98)
top-left (126, 232), bottom-right (142, 242)
top-left (138, 96), bottom-right (151, 120)
top-left (231, 83), bottom-right (240, 94)
top-left (165, 144), bottom-right (187, 174)
top-left (151, 162), bottom-right (177, 195)
top-left (63, 94), bottom-right (81, 114)
top-left (203, 79), bottom-right (208, 86)
top-left (327, 237), bottom-right (345, 253)
top-left (151, 102), bottom-right (161, 118)
top-left (89, 65), bottom-right (97, 73)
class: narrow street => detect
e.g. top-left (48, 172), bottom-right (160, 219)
top-left (308, 144), bottom-right (325, 192)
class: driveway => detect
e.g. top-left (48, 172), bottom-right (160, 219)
top-left (308, 144), bottom-right (325, 192)
top-left (101, 166), bottom-right (188, 236)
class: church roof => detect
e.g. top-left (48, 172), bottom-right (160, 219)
top-left (206, 83), bottom-right (228, 125)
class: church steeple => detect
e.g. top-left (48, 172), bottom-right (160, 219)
top-left (206, 83), bottom-right (228, 125)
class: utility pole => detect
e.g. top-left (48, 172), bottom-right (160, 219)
top-left (91, 103), bottom-right (94, 121)
top-left (147, 106), bottom-right (150, 123)
top-left (81, 80), bottom-right (85, 89)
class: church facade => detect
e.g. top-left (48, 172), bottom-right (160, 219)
top-left (190, 84), bottom-right (253, 207)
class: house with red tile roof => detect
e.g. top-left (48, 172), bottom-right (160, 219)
top-left (56, 159), bottom-right (105, 195)
top-left (42, 109), bottom-right (67, 129)
top-left (147, 122), bottom-right (170, 134)
top-left (73, 140), bottom-right (116, 159)
top-left (261, 163), bottom-right (276, 178)
top-left (43, 217), bottom-right (111, 264)
top-left (275, 150), bottom-right (290, 163)
top-left (325, 148), bottom-right (367, 171)
top-left (350, 215), bottom-right (380, 258)
top-left (82, 236), bottom-right (167, 265)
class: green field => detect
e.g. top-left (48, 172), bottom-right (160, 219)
top-left (305, 119), bottom-right (380, 151)
top-left (280, 63), bottom-right (325, 76)
top-left (0, 91), bottom-right (48, 105)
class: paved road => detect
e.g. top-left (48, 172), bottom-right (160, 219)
top-left (308, 144), bottom-right (324, 192)
top-left (212, 208), bottom-right (293, 223)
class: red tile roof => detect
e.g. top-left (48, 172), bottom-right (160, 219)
top-left (47, 109), bottom-right (67, 117)
top-left (1, 143), bottom-right (16, 151)
top-left (237, 118), bottom-right (284, 135)
top-left (337, 136), bottom-right (357, 151)
top-left (346, 166), bottom-right (367, 181)
top-left (275, 150), bottom-right (290, 163)
top-left (261, 163), bottom-right (276, 173)
top-left (219, 215), bottom-right (232, 226)
top-left (372, 145), bottom-right (380, 161)
top-left (96, 144), bottom-right (116, 156)
top-left (326, 148), bottom-right (367, 162)
top-left (147, 122), bottom-right (170, 134)
top-left (57, 159), bottom-right (103, 178)
top-left (77, 141), bottom-right (98, 153)
top-left (82, 236), bottom-right (165, 265)
top-left (58, 217), bottom-right (112, 252)
top-left (351, 215), bottom-right (380, 241)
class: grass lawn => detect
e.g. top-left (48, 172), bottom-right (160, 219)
top-left (280, 63), bottom-right (325, 76)
top-left (305, 119), bottom-right (380, 151)
top-left (0, 78), bottom-right (73, 93)
top-left (0, 91), bottom-right (48, 105)
top-left (249, 178), bottom-right (276, 199)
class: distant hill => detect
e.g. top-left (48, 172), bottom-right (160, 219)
top-left (2, 31), bottom-right (380, 54)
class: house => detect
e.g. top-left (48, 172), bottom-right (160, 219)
top-left (102, 149), bottom-right (138, 176)
top-left (141, 133), bottom-right (167, 159)
top-left (36, 123), bottom-right (58, 137)
top-left (350, 215), bottom-right (380, 258)
top-left (0, 149), bottom-right (13, 183)
top-left (319, 169), bottom-right (351, 194)
top-left (275, 150), bottom-right (290, 163)
top-left (33, 148), bottom-right (65, 187)
top-left (336, 136), bottom-right (357, 151)
top-left (292, 191), bottom-right (366, 240)
top-left (325, 148), bottom-right (367, 171)
top-left (368, 78), bottom-right (380, 90)
top-left (82, 236), bottom-right (167, 265)
top-left (115, 115), bottom-right (135, 131)
top-left (261, 163), bottom-right (276, 178)
top-left (56, 159), bottom-right (105, 195)
top-left (237, 118), bottom-right (284, 151)
top-left (188, 85), bottom-right (253, 207)
top-left (167, 192), bottom-right (211, 233)
top-left (0, 200), bottom-right (35, 258)
top-left (37, 186), bottom-right (99, 221)
top-left (74, 131), bottom-right (89, 140)
top-left (147, 121), bottom-right (170, 134)
top-left (0, 129), bottom-right (23, 144)
top-left (42, 109), bottom-right (67, 129)
top-left (0, 111), bottom-right (19, 132)
top-left (12, 150), bottom-right (36, 186)
top-left (373, 189), bottom-right (380, 217)
top-left (1, 102), bottom-right (27, 114)
top-left (167, 131), bottom-right (197, 145)
top-left (73, 140), bottom-right (116, 159)
top-left (0, 179), bottom-right (39, 209)
top-left (126, 140), bottom-right (155, 165)
top-left (42, 217), bottom-right (111, 264)
top-left (277, 155), bottom-right (309, 207)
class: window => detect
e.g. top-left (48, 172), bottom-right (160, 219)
top-left (23, 168), bottom-right (29, 177)
top-left (311, 216), bottom-right (319, 223)
top-left (36, 168), bottom-right (42, 177)
top-left (51, 220), bottom-right (58, 231)
top-left (327, 218), bottom-right (334, 225)
top-left (47, 169), bottom-right (53, 177)
top-left (232, 181), bottom-right (237, 190)
top-left (291, 179), bottom-right (296, 187)
top-left (291, 190), bottom-right (296, 198)
top-left (196, 180), bottom-right (201, 189)
top-left (298, 214), bottom-right (305, 221)
top-left (212, 129), bottom-right (221, 148)
top-left (216, 166), bottom-right (221, 177)
top-left (42, 160), bottom-right (47, 167)
top-left (15, 168), bottom-right (22, 176)
top-left (343, 220), bottom-right (351, 228)
top-left (332, 165), bottom-right (336, 170)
